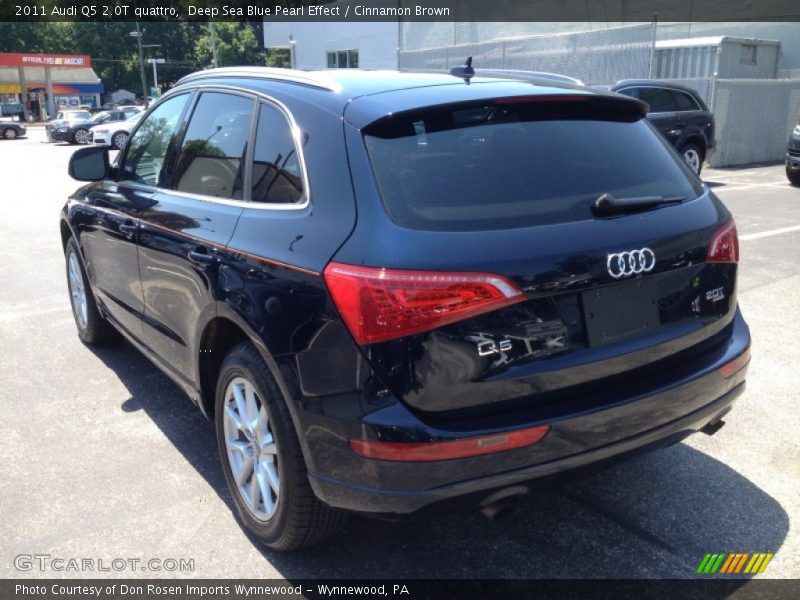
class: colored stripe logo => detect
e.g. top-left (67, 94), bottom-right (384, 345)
top-left (696, 552), bottom-right (774, 574)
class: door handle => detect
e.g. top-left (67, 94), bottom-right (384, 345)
top-left (188, 250), bottom-right (215, 264)
top-left (119, 223), bottom-right (137, 237)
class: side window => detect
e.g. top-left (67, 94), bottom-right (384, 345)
top-left (250, 103), bottom-right (304, 204)
top-left (637, 88), bottom-right (674, 113)
top-left (170, 92), bottom-right (254, 199)
top-left (671, 91), bottom-right (700, 111)
top-left (121, 94), bottom-right (189, 187)
top-left (617, 88), bottom-right (639, 99)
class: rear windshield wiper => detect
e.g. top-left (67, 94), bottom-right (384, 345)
top-left (592, 192), bottom-right (684, 217)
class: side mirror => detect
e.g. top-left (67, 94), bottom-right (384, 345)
top-left (68, 146), bottom-right (109, 181)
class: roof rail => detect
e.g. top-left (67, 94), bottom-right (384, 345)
top-left (175, 67), bottom-right (341, 92)
top-left (473, 69), bottom-right (584, 86)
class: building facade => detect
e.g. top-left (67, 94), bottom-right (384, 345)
top-left (264, 19), bottom-right (397, 71)
top-left (0, 53), bottom-right (104, 117)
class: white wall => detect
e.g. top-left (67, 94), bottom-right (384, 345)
top-left (264, 20), bottom-right (398, 70)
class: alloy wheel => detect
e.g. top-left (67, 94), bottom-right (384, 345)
top-left (4, 128), bottom-right (17, 139)
top-left (67, 251), bottom-right (88, 330)
top-left (683, 148), bottom-right (701, 174)
top-left (113, 132), bottom-right (128, 149)
top-left (74, 129), bottom-right (90, 144)
top-left (223, 376), bottom-right (280, 521)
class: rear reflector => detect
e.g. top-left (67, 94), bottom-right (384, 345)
top-left (707, 220), bottom-right (739, 263)
top-left (323, 262), bottom-right (526, 345)
top-left (349, 425), bottom-right (550, 462)
top-left (719, 346), bottom-right (750, 379)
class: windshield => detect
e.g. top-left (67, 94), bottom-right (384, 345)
top-left (67, 111), bottom-right (91, 120)
top-left (364, 100), bottom-right (703, 231)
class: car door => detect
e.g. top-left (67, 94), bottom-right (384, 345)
top-left (100, 92), bottom-right (193, 342)
top-left (136, 89), bottom-right (254, 380)
top-left (669, 89), bottom-right (706, 146)
top-left (77, 184), bottom-right (146, 340)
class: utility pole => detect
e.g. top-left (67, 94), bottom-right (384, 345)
top-left (209, 22), bottom-right (219, 68)
top-left (148, 58), bottom-right (165, 97)
top-left (130, 22), bottom-right (149, 107)
top-left (648, 13), bottom-right (658, 79)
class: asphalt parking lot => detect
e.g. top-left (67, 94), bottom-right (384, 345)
top-left (0, 127), bottom-right (798, 579)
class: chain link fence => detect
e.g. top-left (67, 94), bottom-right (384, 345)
top-left (399, 24), bottom-right (655, 84)
top-left (399, 25), bottom-right (800, 168)
top-left (709, 78), bottom-right (800, 167)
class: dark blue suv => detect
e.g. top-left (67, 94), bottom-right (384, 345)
top-left (61, 68), bottom-right (750, 550)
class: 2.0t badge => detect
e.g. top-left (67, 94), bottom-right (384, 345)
top-left (607, 248), bottom-right (656, 278)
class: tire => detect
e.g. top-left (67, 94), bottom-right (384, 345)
top-left (73, 128), bottom-right (91, 145)
top-left (215, 342), bottom-right (346, 551)
top-left (787, 164), bottom-right (800, 186)
top-left (3, 128), bottom-right (17, 140)
top-left (680, 143), bottom-right (704, 175)
top-left (112, 131), bottom-right (129, 150)
top-left (65, 237), bottom-right (118, 345)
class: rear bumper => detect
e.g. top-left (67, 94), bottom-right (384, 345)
top-left (307, 310), bottom-right (750, 516)
top-left (311, 383), bottom-right (743, 516)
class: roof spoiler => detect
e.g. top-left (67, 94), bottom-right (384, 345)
top-left (475, 69), bottom-right (585, 86)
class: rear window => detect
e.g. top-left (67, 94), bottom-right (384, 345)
top-left (364, 99), bottom-right (703, 231)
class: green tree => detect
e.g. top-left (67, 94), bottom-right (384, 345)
top-left (194, 23), bottom-right (265, 68)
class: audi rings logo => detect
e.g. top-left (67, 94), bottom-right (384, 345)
top-left (606, 248), bottom-right (656, 278)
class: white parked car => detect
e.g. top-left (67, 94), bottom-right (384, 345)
top-left (90, 110), bottom-right (143, 150)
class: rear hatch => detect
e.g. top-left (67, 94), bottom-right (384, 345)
top-left (328, 89), bottom-right (739, 417)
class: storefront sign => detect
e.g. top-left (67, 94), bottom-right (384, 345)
top-left (0, 53), bottom-right (91, 68)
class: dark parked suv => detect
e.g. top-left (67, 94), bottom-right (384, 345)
top-left (61, 68), bottom-right (750, 550)
top-left (605, 80), bottom-right (716, 174)
top-left (787, 121), bottom-right (800, 186)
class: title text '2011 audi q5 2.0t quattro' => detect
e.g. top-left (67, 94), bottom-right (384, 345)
top-left (60, 66), bottom-right (750, 550)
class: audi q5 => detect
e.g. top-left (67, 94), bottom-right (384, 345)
top-left (60, 68), bottom-right (750, 550)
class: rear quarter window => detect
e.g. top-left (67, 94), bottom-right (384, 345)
top-left (363, 99), bottom-right (703, 232)
top-left (635, 88), bottom-right (674, 112)
top-left (672, 90), bottom-right (701, 111)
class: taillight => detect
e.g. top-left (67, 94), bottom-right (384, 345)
top-left (349, 425), bottom-right (550, 462)
top-left (323, 262), bottom-right (526, 345)
top-left (706, 220), bottom-right (739, 263)
top-left (720, 346), bottom-right (750, 379)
